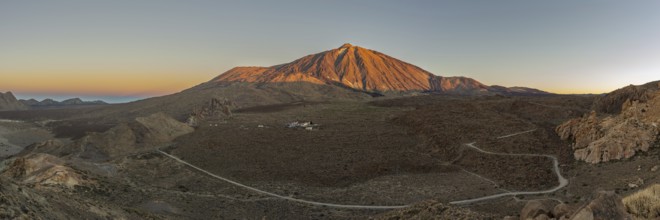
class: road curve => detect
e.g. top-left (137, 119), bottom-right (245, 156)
top-left (157, 128), bottom-right (567, 209)
top-left (157, 149), bottom-right (410, 210)
top-left (448, 142), bottom-right (568, 205)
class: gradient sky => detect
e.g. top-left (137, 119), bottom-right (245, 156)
top-left (2, 0), bottom-right (659, 103)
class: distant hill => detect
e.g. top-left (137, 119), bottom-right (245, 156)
top-left (488, 85), bottom-right (552, 96)
top-left (212, 43), bottom-right (551, 96)
top-left (0, 92), bottom-right (29, 111)
top-left (19, 98), bottom-right (107, 108)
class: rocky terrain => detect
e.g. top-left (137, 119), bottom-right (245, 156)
top-left (556, 82), bottom-right (660, 163)
top-left (0, 45), bottom-right (657, 219)
top-left (0, 92), bottom-right (28, 111)
top-left (0, 89), bottom-right (658, 219)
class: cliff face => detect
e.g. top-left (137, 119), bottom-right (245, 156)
top-left (0, 91), bottom-right (28, 111)
top-left (556, 82), bottom-right (660, 163)
top-left (212, 44), bottom-right (498, 95)
top-left (591, 81), bottom-right (660, 114)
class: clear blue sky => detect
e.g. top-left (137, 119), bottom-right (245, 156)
top-left (2, 0), bottom-right (659, 102)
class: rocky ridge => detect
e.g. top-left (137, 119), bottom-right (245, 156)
top-left (556, 82), bottom-right (660, 163)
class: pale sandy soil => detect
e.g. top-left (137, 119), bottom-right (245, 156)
top-left (0, 120), bottom-right (54, 159)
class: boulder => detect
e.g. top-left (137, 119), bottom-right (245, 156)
top-left (520, 200), bottom-right (552, 220)
top-left (552, 203), bottom-right (571, 219)
top-left (376, 200), bottom-right (494, 219)
top-left (570, 191), bottom-right (629, 220)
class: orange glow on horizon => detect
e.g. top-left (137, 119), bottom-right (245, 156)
top-left (1, 70), bottom-right (213, 97)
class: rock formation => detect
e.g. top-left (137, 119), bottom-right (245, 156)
top-left (1, 153), bottom-right (91, 189)
top-left (570, 191), bottom-right (630, 220)
top-left (556, 83), bottom-right (660, 163)
top-left (186, 98), bottom-right (234, 126)
top-left (376, 200), bottom-right (494, 219)
top-left (0, 91), bottom-right (28, 111)
top-left (591, 80), bottom-right (659, 114)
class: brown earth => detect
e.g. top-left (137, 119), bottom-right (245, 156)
top-left (2, 93), bottom-right (660, 219)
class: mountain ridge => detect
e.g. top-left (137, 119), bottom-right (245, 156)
top-left (19, 98), bottom-right (107, 107)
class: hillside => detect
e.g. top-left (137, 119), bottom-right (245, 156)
top-left (0, 92), bottom-right (28, 111)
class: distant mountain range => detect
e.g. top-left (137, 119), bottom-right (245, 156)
top-left (0, 92), bottom-right (108, 111)
top-left (19, 98), bottom-right (107, 107)
top-left (213, 43), bottom-right (551, 96)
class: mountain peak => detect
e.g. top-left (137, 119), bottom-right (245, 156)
top-left (339, 43), bottom-right (354, 49)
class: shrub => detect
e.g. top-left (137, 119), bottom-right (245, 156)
top-left (622, 184), bottom-right (660, 219)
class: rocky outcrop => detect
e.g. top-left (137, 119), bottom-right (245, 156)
top-left (0, 91), bottom-right (28, 111)
top-left (591, 81), bottom-right (659, 114)
top-left (376, 200), bottom-right (494, 219)
top-left (514, 192), bottom-right (632, 220)
top-left (570, 191), bottom-right (630, 220)
top-left (1, 153), bottom-right (91, 189)
top-left (556, 88), bottom-right (660, 163)
top-left (186, 98), bottom-right (234, 126)
top-left (520, 200), bottom-right (554, 220)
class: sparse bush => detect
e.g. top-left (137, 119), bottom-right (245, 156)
top-left (623, 184), bottom-right (660, 219)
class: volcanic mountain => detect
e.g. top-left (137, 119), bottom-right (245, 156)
top-left (79, 44), bottom-right (550, 121)
top-left (213, 43), bottom-right (496, 94)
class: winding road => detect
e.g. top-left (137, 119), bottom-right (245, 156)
top-left (448, 142), bottom-right (568, 205)
top-left (157, 149), bottom-right (410, 209)
top-left (157, 128), bottom-right (568, 209)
